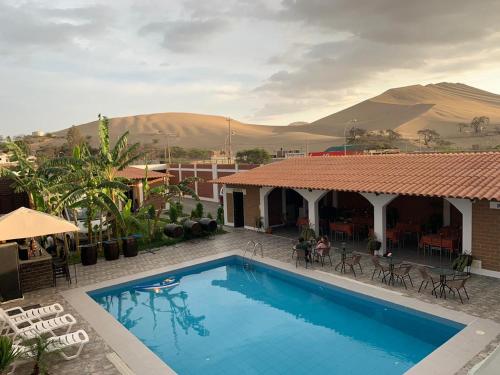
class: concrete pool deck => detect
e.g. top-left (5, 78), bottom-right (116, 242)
top-left (5, 228), bottom-right (500, 374)
top-left (61, 250), bottom-right (500, 375)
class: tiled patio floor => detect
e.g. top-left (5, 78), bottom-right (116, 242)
top-left (5, 228), bottom-right (500, 374)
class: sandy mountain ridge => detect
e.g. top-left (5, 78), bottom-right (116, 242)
top-left (34, 82), bottom-right (500, 153)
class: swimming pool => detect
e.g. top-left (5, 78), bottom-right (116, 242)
top-left (89, 256), bottom-right (464, 374)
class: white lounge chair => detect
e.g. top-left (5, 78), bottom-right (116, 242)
top-left (0, 310), bottom-right (76, 340)
top-left (0, 303), bottom-right (64, 329)
top-left (6, 330), bottom-right (90, 374)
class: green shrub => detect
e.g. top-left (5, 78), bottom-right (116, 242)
top-left (194, 202), bottom-right (204, 218)
top-left (175, 202), bottom-right (184, 216)
top-left (217, 206), bottom-right (224, 224)
top-left (169, 204), bottom-right (178, 223)
top-left (207, 212), bottom-right (213, 219)
top-left (0, 336), bottom-right (22, 373)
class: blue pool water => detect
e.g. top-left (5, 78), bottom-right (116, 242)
top-left (89, 256), bottom-right (463, 375)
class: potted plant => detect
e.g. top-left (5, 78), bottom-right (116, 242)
top-left (0, 336), bottom-right (22, 375)
top-left (300, 222), bottom-right (316, 241)
top-left (102, 240), bottom-right (120, 261)
top-left (367, 235), bottom-right (382, 255)
top-left (119, 200), bottom-right (142, 257)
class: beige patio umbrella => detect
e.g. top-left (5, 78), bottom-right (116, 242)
top-left (0, 207), bottom-right (79, 241)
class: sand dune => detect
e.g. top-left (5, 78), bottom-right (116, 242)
top-left (36, 82), bottom-right (500, 153)
top-left (294, 83), bottom-right (500, 141)
top-left (52, 112), bottom-right (339, 152)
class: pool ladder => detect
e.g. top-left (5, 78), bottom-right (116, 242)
top-left (243, 240), bottom-right (264, 259)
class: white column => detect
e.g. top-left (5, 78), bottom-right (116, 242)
top-left (361, 193), bottom-right (398, 255)
top-left (443, 199), bottom-right (451, 226)
top-left (137, 182), bottom-right (144, 206)
top-left (259, 186), bottom-right (274, 229)
top-left (212, 163), bottom-right (219, 202)
top-left (294, 189), bottom-right (328, 235)
top-left (223, 184), bottom-right (229, 225)
top-left (445, 198), bottom-right (472, 254)
top-left (193, 163), bottom-right (199, 196)
top-left (178, 163), bottom-right (182, 181)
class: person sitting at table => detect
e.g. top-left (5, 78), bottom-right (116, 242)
top-left (295, 237), bottom-right (311, 262)
top-left (315, 236), bottom-right (330, 256)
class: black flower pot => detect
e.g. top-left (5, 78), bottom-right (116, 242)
top-left (164, 224), bottom-right (184, 238)
top-left (197, 218), bottom-right (218, 233)
top-left (183, 220), bottom-right (202, 237)
top-left (80, 244), bottom-right (98, 266)
top-left (103, 240), bottom-right (120, 261)
top-left (122, 236), bottom-right (138, 257)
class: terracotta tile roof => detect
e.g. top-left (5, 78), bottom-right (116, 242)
top-left (214, 152), bottom-right (500, 200)
top-left (115, 167), bottom-right (171, 180)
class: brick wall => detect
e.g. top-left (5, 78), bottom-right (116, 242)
top-left (19, 258), bottom-right (53, 292)
top-left (472, 200), bottom-right (500, 271)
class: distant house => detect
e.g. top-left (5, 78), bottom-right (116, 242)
top-left (115, 167), bottom-right (171, 209)
top-left (31, 130), bottom-right (46, 137)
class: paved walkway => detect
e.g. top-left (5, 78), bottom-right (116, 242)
top-left (6, 228), bottom-right (500, 374)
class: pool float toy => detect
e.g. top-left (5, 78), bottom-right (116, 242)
top-left (134, 276), bottom-right (179, 292)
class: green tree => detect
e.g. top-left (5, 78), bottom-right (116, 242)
top-left (417, 128), bottom-right (440, 146)
top-left (346, 127), bottom-right (367, 143)
top-left (236, 148), bottom-right (271, 164)
top-left (470, 116), bottom-right (489, 134)
top-left (55, 144), bottom-right (127, 244)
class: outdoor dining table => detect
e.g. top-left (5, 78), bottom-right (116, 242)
top-left (330, 222), bottom-right (353, 240)
top-left (334, 244), bottom-right (352, 273)
top-left (381, 256), bottom-right (398, 285)
top-left (431, 268), bottom-right (467, 299)
top-left (420, 234), bottom-right (458, 261)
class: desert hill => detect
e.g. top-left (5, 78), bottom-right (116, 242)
top-left (291, 83), bottom-right (500, 141)
top-left (30, 82), bottom-right (500, 155)
top-left (41, 113), bottom-right (338, 153)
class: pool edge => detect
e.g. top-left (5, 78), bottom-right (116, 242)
top-left (61, 250), bottom-right (500, 375)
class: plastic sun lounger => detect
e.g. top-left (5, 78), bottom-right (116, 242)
top-left (0, 310), bottom-right (77, 340)
top-left (6, 330), bottom-right (90, 375)
top-left (1, 303), bottom-right (64, 326)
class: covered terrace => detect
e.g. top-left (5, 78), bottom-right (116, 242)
top-left (214, 152), bottom-right (500, 275)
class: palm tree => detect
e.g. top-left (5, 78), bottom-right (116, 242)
top-left (96, 115), bottom-right (142, 238)
top-left (55, 143), bottom-right (127, 245)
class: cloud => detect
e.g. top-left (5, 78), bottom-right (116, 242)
top-left (280, 0), bottom-right (500, 46)
top-left (139, 18), bottom-right (228, 53)
top-left (0, 2), bottom-right (110, 50)
top-left (257, 0), bottom-right (500, 99)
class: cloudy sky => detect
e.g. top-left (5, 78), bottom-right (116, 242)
top-left (1, 0), bottom-right (500, 135)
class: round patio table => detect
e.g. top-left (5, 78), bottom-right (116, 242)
top-left (334, 244), bottom-right (352, 273)
top-left (431, 268), bottom-right (457, 299)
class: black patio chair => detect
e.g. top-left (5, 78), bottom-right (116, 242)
top-left (371, 256), bottom-right (390, 280)
top-left (417, 267), bottom-right (440, 297)
top-left (295, 248), bottom-right (310, 269)
top-left (315, 246), bottom-right (333, 267)
top-left (445, 276), bottom-right (470, 304)
top-left (345, 254), bottom-right (362, 277)
top-left (393, 264), bottom-right (413, 289)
